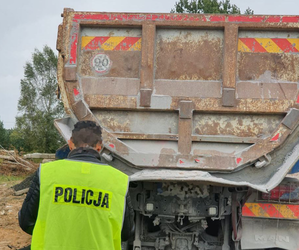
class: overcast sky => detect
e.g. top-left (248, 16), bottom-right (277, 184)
top-left (1, 0), bottom-right (299, 129)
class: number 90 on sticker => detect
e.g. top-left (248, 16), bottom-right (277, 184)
top-left (91, 53), bottom-right (112, 74)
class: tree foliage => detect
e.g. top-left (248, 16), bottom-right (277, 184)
top-left (171, 0), bottom-right (254, 14)
top-left (15, 46), bottom-right (64, 153)
top-left (0, 120), bottom-right (11, 149)
top-left (244, 7), bottom-right (254, 15)
top-left (9, 128), bottom-right (25, 152)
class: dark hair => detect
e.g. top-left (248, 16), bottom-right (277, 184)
top-left (71, 121), bottom-right (102, 147)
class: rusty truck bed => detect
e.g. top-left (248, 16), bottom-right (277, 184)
top-left (56, 9), bottom-right (299, 191)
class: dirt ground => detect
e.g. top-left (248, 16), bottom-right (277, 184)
top-left (0, 164), bottom-right (38, 250)
top-left (0, 180), bottom-right (31, 249)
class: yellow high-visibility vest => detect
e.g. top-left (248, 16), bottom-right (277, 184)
top-left (31, 159), bottom-right (129, 250)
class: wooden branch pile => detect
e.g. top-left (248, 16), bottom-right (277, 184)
top-left (0, 149), bottom-right (34, 171)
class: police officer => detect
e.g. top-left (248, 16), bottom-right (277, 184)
top-left (19, 121), bottom-right (134, 250)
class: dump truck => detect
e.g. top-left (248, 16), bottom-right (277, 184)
top-left (55, 8), bottom-right (299, 250)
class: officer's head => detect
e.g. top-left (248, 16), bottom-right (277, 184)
top-left (68, 121), bottom-right (102, 152)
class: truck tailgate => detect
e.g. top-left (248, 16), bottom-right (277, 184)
top-left (56, 9), bottom-right (299, 191)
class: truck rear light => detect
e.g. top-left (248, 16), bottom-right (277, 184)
top-left (146, 203), bottom-right (154, 212)
top-left (208, 207), bottom-right (217, 216)
top-left (262, 183), bottom-right (299, 202)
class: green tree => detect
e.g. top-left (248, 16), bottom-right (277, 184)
top-left (16, 46), bottom-right (64, 153)
top-left (0, 120), bottom-right (10, 149)
top-left (171, 0), bottom-right (254, 14)
top-left (244, 7), bottom-right (254, 15)
top-left (9, 128), bottom-right (25, 152)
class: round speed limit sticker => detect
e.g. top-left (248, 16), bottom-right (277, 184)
top-left (91, 53), bottom-right (112, 74)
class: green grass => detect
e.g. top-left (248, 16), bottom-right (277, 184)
top-left (0, 175), bottom-right (27, 184)
top-left (31, 158), bottom-right (43, 164)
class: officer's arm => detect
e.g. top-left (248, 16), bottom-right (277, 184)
top-left (18, 168), bottom-right (40, 235)
top-left (121, 193), bottom-right (135, 241)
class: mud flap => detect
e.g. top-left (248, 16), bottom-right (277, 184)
top-left (241, 217), bottom-right (299, 250)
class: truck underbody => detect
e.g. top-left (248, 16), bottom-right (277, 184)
top-left (127, 179), bottom-right (299, 250)
top-left (130, 182), bottom-right (241, 250)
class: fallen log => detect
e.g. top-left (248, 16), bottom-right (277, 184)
top-left (14, 188), bottom-right (29, 196)
top-left (15, 156), bottom-right (34, 168)
top-left (0, 149), bottom-right (16, 155)
top-left (24, 153), bottom-right (55, 159)
top-left (0, 154), bottom-right (33, 170)
top-left (0, 155), bottom-right (14, 161)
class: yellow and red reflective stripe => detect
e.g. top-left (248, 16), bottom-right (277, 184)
top-left (259, 203), bottom-right (283, 218)
top-left (81, 36), bottom-right (142, 51)
top-left (70, 14), bottom-right (299, 65)
top-left (238, 38), bottom-right (299, 53)
top-left (242, 203), bottom-right (299, 220)
top-left (81, 37), bottom-right (110, 50)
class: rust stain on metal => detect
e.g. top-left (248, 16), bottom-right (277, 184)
top-left (237, 22), bottom-right (299, 29)
top-left (85, 95), bottom-right (137, 109)
top-left (57, 56), bottom-right (72, 115)
top-left (237, 99), bottom-right (295, 113)
top-left (98, 116), bottom-right (131, 133)
top-left (192, 155), bottom-right (237, 171)
top-left (60, 8), bottom-right (73, 61)
top-left (240, 125), bottom-right (290, 163)
top-left (155, 30), bottom-right (223, 81)
top-left (140, 24), bottom-right (155, 89)
top-left (79, 51), bottom-right (141, 78)
top-left (238, 53), bottom-right (299, 82)
top-left (157, 149), bottom-right (238, 171)
top-left (56, 24), bottom-right (63, 52)
top-left (170, 97), bottom-right (295, 113)
top-left (94, 110), bottom-right (178, 134)
top-left (223, 24), bottom-right (238, 89)
top-left (193, 114), bottom-right (283, 138)
top-left (113, 133), bottom-right (178, 141)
